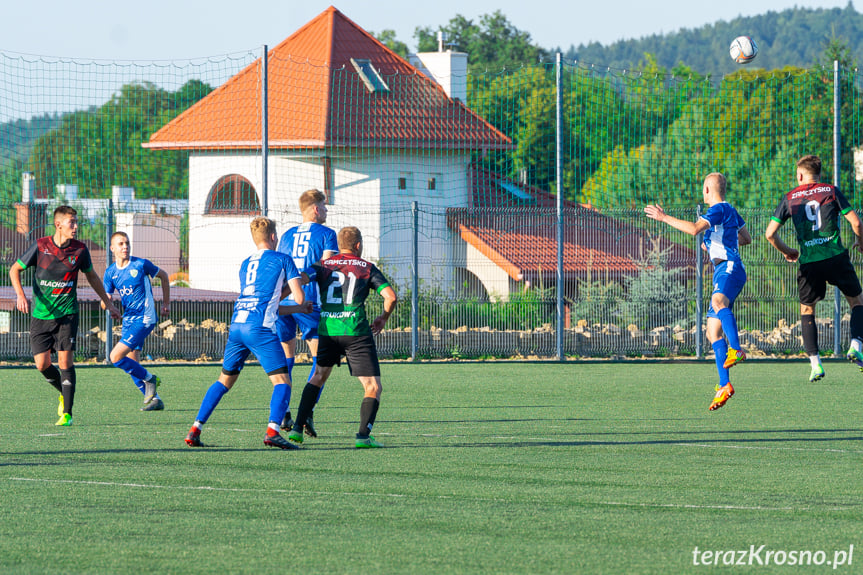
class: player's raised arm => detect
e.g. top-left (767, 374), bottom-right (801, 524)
top-left (644, 204), bottom-right (710, 236)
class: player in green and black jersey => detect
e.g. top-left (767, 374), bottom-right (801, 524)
top-left (286, 226), bottom-right (398, 448)
top-left (9, 205), bottom-right (121, 425)
top-left (765, 155), bottom-right (863, 382)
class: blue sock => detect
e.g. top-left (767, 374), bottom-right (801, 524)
top-left (716, 308), bottom-right (741, 350)
top-left (286, 358), bottom-right (295, 381)
top-left (269, 383), bottom-right (291, 425)
top-left (195, 382), bottom-right (229, 425)
top-left (712, 339), bottom-right (731, 386)
top-left (131, 377), bottom-right (146, 395)
top-left (307, 356), bottom-right (317, 383)
top-left (113, 357), bottom-right (148, 382)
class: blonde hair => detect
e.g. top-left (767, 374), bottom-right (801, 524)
top-left (299, 189), bottom-right (327, 213)
top-left (250, 217), bottom-right (276, 243)
top-left (705, 172), bottom-right (727, 198)
top-left (338, 226), bottom-right (362, 252)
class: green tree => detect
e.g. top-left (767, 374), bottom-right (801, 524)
top-left (27, 80), bottom-right (212, 200)
top-left (372, 29), bottom-right (409, 59)
top-left (415, 11), bottom-right (550, 70)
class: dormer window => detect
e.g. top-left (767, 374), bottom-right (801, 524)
top-left (351, 58), bottom-right (389, 93)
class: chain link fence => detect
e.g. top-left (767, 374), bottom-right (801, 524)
top-left (1, 36), bottom-right (862, 361)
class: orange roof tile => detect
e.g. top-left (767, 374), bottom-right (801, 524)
top-left (451, 167), bottom-right (695, 282)
top-left (144, 6), bottom-right (512, 151)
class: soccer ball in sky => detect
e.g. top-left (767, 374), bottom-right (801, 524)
top-left (729, 36), bottom-right (758, 64)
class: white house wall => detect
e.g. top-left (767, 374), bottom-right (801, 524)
top-left (188, 150), bottom-right (473, 293)
top-left (189, 153), bottom-right (263, 291)
top-left (465, 241), bottom-right (518, 302)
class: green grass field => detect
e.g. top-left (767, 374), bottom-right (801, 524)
top-left (2, 360), bottom-right (863, 574)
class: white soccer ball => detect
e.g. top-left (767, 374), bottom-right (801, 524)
top-left (729, 36), bottom-right (758, 64)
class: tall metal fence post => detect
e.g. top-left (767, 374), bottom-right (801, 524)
top-left (105, 199), bottom-right (114, 362)
top-left (834, 59), bottom-right (842, 356)
top-left (261, 44), bottom-right (269, 217)
top-left (555, 52), bottom-right (565, 361)
top-left (411, 201), bottom-right (419, 361)
top-left (695, 205), bottom-right (704, 359)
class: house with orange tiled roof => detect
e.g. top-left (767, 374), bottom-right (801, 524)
top-left (144, 5), bottom-right (692, 301)
top-left (144, 5), bottom-right (513, 293)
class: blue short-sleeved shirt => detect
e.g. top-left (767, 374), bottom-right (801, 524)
top-left (700, 202), bottom-right (746, 265)
top-left (103, 256), bottom-right (161, 326)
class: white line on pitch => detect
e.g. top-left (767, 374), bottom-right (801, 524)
top-left (598, 501), bottom-right (819, 511)
top-left (8, 477), bottom-right (508, 502)
top-left (676, 443), bottom-right (863, 454)
top-left (10, 478), bottom-right (850, 511)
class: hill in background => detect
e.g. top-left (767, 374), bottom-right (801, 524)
top-left (565, 3), bottom-right (861, 73)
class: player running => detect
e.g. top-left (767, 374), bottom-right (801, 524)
top-left (645, 172), bottom-right (751, 411)
top-left (287, 226), bottom-right (398, 448)
top-left (9, 205), bottom-right (121, 425)
top-left (276, 189), bottom-right (338, 437)
top-left (185, 217), bottom-right (309, 449)
top-left (765, 154), bottom-right (863, 382)
top-left (102, 231), bottom-right (170, 411)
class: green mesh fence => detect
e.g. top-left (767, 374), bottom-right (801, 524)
top-left (2, 44), bottom-right (863, 361)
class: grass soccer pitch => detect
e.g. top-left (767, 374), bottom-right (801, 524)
top-left (2, 360), bottom-right (863, 573)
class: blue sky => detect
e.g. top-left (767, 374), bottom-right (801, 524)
top-left (2, 0), bottom-right (854, 60)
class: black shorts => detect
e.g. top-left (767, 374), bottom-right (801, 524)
top-left (30, 314), bottom-right (79, 355)
top-left (317, 333), bottom-right (380, 377)
top-left (798, 251), bottom-right (863, 305)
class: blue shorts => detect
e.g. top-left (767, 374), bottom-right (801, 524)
top-left (222, 323), bottom-right (288, 375)
top-left (119, 318), bottom-right (155, 350)
top-left (707, 259), bottom-right (747, 319)
top-left (276, 306), bottom-right (320, 343)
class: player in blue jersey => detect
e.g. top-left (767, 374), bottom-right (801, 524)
top-left (645, 172), bottom-right (752, 410)
top-left (276, 189), bottom-right (338, 437)
top-left (185, 217), bottom-right (309, 450)
top-left (102, 231), bottom-right (170, 411)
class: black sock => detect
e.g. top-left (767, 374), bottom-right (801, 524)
top-left (851, 306), bottom-right (863, 342)
top-left (39, 365), bottom-right (63, 393)
top-left (60, 367), bottom-right (76, 416)
top-left (293, 383), bottom-right (320, 432)
top-left (801, 314), bottom-right (819, 356)
top-left (357, 397), bottom-right (379, 438)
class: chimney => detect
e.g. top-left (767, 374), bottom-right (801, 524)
top-left (16, 172), bottom-right (46, 234)
top-left (409, 31), bottom-right (468, 102)
top-left (22, 172), bottom-right (34, 202)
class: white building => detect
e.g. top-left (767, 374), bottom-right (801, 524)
top-left (143, 6), bottom-right (511, 293)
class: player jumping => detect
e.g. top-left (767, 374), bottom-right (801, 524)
top-left (645, 172), bottom-right (751, 410)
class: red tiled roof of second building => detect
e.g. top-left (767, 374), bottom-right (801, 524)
top-left (451, 167), bottom-right (695, 282)
top-left (144, 6), bottom-right (512, 151)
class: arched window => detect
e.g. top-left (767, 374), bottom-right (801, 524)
top-left (205, 174), bottom-right (261, 215)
